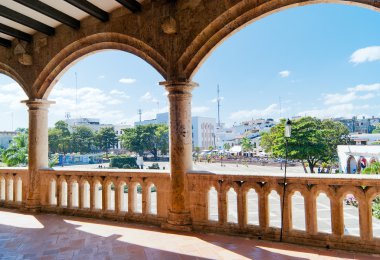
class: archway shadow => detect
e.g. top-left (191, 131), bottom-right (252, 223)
top-left (0, 208), bottom-right (365, 259)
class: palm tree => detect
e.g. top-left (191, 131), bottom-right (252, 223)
top-left (2, 131), bottom-right (28, 167)
top-left (241, 137), bottom-right (253, 153)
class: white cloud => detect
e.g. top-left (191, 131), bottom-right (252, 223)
top-left (347, 83), bottom-right (380, 92)
top-left (279, 70), bottom-right (290, 78)
top-left (140, 91), bottom-right (158, 103)
top-left (98, 75), bottom-right (105, 79)
top-left (229, 104), bottom-right (281, 120)
top-left (211, 97), bottom-right (224, 103)
top-left (350, 46), bottom-right (380, 64)
top-left (110, 89), bottom-right (130, 99)
top-left (119, 78), bottom-right (136, 84)
top-left (0, 83), bottom-right (28, 110)
top-left (323, 83), bottom-right (380, 105)
top-left (298, 104), bottom-right (371, 119)
top-left (192, 106), bottom-right (210, 115)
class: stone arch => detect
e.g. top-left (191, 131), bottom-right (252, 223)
top-left (0, 63), bottom-right (29, 97)
top-left (34, 32), bottom-right (168, 99)
top-left (178, 0), bottom-right (380, 79)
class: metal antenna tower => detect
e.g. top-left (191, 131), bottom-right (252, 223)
top-left (138, 109), bottom-right (142, 122)
top-left (217, 84), bottom-right (221, 127)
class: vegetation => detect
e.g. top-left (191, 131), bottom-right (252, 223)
top-left (121, 124), bottom-right (168, 160)
top-left (362, 162), bottom-right (380, 174)
top-left (109, 156), bottom-right (139, 169)
top-left (261, 117), bottom-right (350, 173)
top-left (95, 127), bottom-right (118, 158)
top-left (2, 130), bottom-right (28, 167)
top-left (241, 137), bottom-right (253, 153)
top-left (223, 143), bottom-right (231, 150)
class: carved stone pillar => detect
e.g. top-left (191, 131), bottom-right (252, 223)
top-left (23, 99), bottom-right (54, 211)
top-left (160, 80), bottom-right (197, 231)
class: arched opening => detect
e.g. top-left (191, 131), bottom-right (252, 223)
top-left (49, 179), bottom-right (57, 206)
top-left (149, 184), bottom-right (157, 215)
top-left (0, 74), bottom-right (28, 169)
top-left (60, 180), bottom-right (68, 207)
top-left (316, 193), bottom-right (332, 234)
top-left (7, 178), bottom-right (13, 202)
top-left (71, 181), bottom-right (79, 208)
top-left (16, 177), bottom-right (22, 202)
top-left (227, 187), bottom-right (238, 223)
top-left (82, 181), bottom-right (91, 209)
top-left (107, 182), bottom-right (115, 211)
top-left (208, 187), bottom-right (218, 221)
top-left (134, 183), bottom-right (142, 213)
top-left (371, 195), bottom-right (380, 238)
top-left (189, 4), bottom-right (380, 176)
top-left (119, 182), bottom-right (128, 212)
top-left (0, 176), bottom-right (4, 200)
top-left (44, 50), bottom-right (167, 172)
top-left (269, 190), bottom-right (281, 228)
top-left (343, 193), bottom-right (360, 236)
top-left (291, 191), bottom-right (306, 231)
top-left (246, 188), bottom-right (259, 225)
top-left (94, 181), bottom-right (102, 210)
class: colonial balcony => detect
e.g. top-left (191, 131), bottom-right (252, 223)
top-left (1, 167), bottom-right (380, 258)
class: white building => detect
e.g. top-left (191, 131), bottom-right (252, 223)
top-left (0, 131), bottom-right (16, 149)
top-left (338, 145), bottom-right (380, 174)
top-left (192, 117), bottom-right (216, 149)
top-left (349, 133), bottom-right (380, 145)
top-left (113, 124), bottom-right (133, 149)
top-left (135, 112), bottom-right (216, 150)
top-left (65, 118), bottom-right (112, 132)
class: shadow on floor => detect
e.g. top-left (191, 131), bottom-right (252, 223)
top-left (0, 208), bottom-right (371, 259)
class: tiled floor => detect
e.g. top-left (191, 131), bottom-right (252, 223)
top-left (0, 208), bottom-right (378, 260)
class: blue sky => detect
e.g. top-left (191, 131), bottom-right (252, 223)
top-left (0, 3), bottom-right (380, 130)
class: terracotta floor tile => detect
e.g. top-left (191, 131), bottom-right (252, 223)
top-left (0, 208), bottom-right (379, 260)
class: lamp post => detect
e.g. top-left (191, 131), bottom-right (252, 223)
top-left (280, 119), bottom-right (292, 242)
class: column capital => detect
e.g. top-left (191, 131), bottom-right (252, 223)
top-left (21, 99), bottom-right (55, 109)
top-left (160, 80), bottom-right (198, 94)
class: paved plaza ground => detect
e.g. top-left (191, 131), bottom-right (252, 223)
top-left (0, 208), bottom-right (379, 259)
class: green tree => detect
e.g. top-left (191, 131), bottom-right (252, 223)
top-left (261, 117), bottom-right (350, 173)
top-left (71, 125), bottom-right (94, 154)
top-left (121, 124), bottom-right (169, 160)
top-left (2, 131), bottom-right (28, 166)
top-left (223, 143), bottom-right (231, 150)
top-left (372, 123), bottom-right (380, 134)
top-left (49, 121), bottom-right (71, 154)
top-left (241, 137), bottom-right (253, 153)
top-left (95, 127), bottom-right (118, 158)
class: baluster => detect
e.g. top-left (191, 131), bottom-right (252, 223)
top-left (143, 183), bottom-right (150, 215)
top-left (331, 197), bottom-right (344, 237)
top-left (5, 176), bottom-right (9, 202)
top-left (305, 192), bottom-right (317, 235)
top-left (78, 181), bottom-right (83, 209)
top-left (57, 179), bottom-right (62, 207)
top-left (259, 191), bottom-right (269, 230)
top-left (67, 179), bottom-right (73, 208)
top-left (13, 176), bottom-right (17, 203)
top-left (102, 180), bottom-right (107, 211)
top-left (90, 179), bottom-right (95, 210)
top-left (282, 191), bottom-right (292, 236)
top-left (237, 188), bottom-right (246, 228)
top-left (359, 197), bottom-right (372, 240)
top-left (115, 183), bottom-right (121, 214)
top-left (218, 187), bottom-right (227, 224)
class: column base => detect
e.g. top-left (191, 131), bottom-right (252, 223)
top-left (23, 199), bottom-right (41, 213)
top-left (161, 210), bottom-right (192, 232)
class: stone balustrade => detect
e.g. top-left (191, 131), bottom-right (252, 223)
top-left (0, 168), bottom-right (28, 208)
top-left (2, 168), bottom-right (380, 253)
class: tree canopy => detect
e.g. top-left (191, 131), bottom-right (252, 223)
top-left (261, 117), bottom-right (350, 173)
top-left (95, 127), bottom-right (118, 158)
top-left (121, 124), bottom-right (169, 159)
top-left (2, 130), bottom-right (28, 166)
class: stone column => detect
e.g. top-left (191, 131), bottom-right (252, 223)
top-left (22, 99), bottom-right (54, 211)
top-left (160, 80), bottom-right (197, 231)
